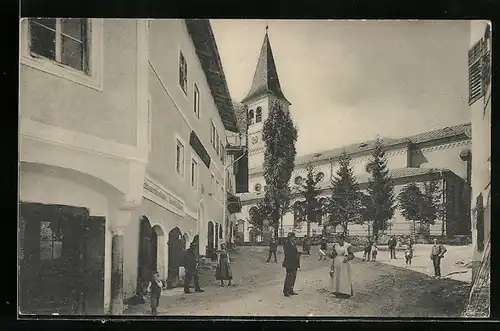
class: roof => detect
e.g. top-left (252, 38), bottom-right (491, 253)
top-left (185, 20), bottom-right (239, 132)
top-left (241, 32), bottom-right (291, 105)
top-left (249, 123), bottom-right (471, 174)
top-left (239, 167), bottom-right (450, 202)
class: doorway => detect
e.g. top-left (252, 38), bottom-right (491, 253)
top-left (151, 225), bottom-right (165, 280)
top-left (18, 202), bottom-right (105, 315)
top-left (166, 227), bottom-right (182, 289)
top-left (207, 221), bottom-right (215, 260)
top-left (137, 216), bottom-right (154, 297)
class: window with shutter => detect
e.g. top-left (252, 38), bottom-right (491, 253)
top-left (468, 39), bottom-right (484, 105)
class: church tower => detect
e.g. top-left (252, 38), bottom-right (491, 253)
top-left (242, 27), bottom-right (291, 169)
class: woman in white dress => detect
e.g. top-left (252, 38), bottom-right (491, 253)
top-left (329, 234), bottom-right (354, 298)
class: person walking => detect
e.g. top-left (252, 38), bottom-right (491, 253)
top-left (404, 243), bottom-right (414, 267)
top-left (388, 236), bottom-right (397, 259)
top-left (329, 233), bottom-right (354, 298)
top-left (371, 242), bottom-right (378, 262)
top-left (282, 232), bottom-right (301, 297)
top-left (318, 237), bottom-right (328, 261)
top-left (266, 237), bottom-right (278, 263)
top-left (183, 242), bottom-right (204, 294)
top-left (147, 271), bottom-right (164, 316)
top-left (215, 243), bottom-right (233, 287)
top-left (362, 239), bottom-right (373, 262)
top-left (302, 237), bottom-right (311, 256)
top-left (430, 238), bottom-right (447, 278)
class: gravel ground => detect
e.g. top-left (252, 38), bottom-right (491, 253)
top-left (124, 245), bottom-right (470, 317)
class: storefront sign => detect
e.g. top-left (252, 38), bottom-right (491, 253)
top-left (143, 178), bottom-right (184, 213)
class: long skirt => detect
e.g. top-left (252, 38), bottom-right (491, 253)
top-left (215, 259), bottom-right (233, 280)
top-left (330, 256), bottom-right (353, 296)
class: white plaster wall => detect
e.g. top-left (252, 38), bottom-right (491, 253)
top-left (19, 169), bottom-right (112, 312)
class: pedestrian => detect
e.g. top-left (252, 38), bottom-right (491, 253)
top-left (388, 236), bottom-right (397, 259)
top-left (328, 233), bottom-right (354, 298)
top-left (404, 243), bottom-right (413, 266)
top-left (183, 241), bottom-right (204, 294)
top-left (302, 237), bottom-right (311, 256)
top-left (362, 239), bottom-right (373, 262)
top-left (430, 238), bottom-right (447, 278)
top-left (371, 242), bottom-right (378, 262)
top-left (266, 237), bottom-right (278, 263)
top-left (318, 237), bottom-right (328, 261)
top-left (147, 270), bottom-right (163, 316)
top-left (282, 232), bottom-right (300, 297)
top-left (215, 243), bottom-right (233, 287)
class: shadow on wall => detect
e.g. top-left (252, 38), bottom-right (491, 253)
top-left (411, 150), bottom-right (428, 168)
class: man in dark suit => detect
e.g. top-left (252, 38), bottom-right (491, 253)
top-left (183, 242), bottom-right (204, 294)
top-left (282, 232), bottom-right (301, 297)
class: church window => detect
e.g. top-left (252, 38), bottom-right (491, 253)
top-left (294, 176), bottom-right (303, 185)
top-left (248, 109), bottom-right (254, 125)
top-left (254, 183), bottom-right (262, 192)
top-left (256, 107), bottom-right (262, 123)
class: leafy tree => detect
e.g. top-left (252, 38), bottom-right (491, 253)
top-left (360, 192), bottom-right (376, 237)
top-left (398, 183), bottom-right (425, 240)
top-left (260, 101), bottom-right (298, 239)
top-left (365, 138), bottom-right (396, 240)
top-left (295, 163), bottom-right (324, 238)
top-left (328, 151), bottom-right (363, 236)
top-left (421, 180), bottom-right (443, 235)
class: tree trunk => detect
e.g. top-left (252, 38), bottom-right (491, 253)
top-left (306, 221), bottom-right (311, 238)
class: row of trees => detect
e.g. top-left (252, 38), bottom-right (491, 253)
top-left (248, 101), bottom-right (444, 242)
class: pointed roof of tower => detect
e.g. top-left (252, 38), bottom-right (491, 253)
top-left (241, 31), bottom-right (291, 105)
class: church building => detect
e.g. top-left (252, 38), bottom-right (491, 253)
top-left (232, 28), bottom-right (472, 245)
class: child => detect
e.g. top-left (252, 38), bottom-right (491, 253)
top-left (405, 244), bottom-right (413, 266)
top-left (147, 271), bottom-right (163, 316)
top-left (371, 243), bottom-right (378, 262)
top-left (362, 239), bottom-right (373, 262)
top-left (318, 237), bottom-right (328, 261)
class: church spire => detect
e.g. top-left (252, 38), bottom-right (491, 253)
top-left (241, 25), bottom-right (291, 105)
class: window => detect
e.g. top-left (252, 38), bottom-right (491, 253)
top-left (256, 107), bottom-right (262, 123)
top-left (248, 109), bottom-right (254, 125)
top-left (220, 140), bottom-right (225, 163)
top-left (468, 39), bottom-right (485, 105)
top-left (191, 158), bottom-right (198, 188)
top-left (29, 18), bottom-right (89, 73)
top-left (220, 185), bottom-right (224, 203)
top-left (176, 139), bottom-right (185, 176)
top-left (216, 180), bottom-right (220, 200)
top-left (193, 84), bottom-right (200, 118)
top-left (40, 220), bottom-right (63, 261)
top-left (316, 172), bottom-right (325, 182)
top-left (179, 51), bottom-right (188, 94)
top-left (294, 176), bottom-right (303, 185)
top-left (215, 131), bottom-right (220, 155)
top-left (210, 121), bottom-right (216, 146)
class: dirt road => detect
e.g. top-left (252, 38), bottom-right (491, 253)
top-left (125, 246), bottom-right (469, 317)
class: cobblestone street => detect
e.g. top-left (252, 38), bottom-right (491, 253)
top-left (125, 245), bottom-right (470, 317)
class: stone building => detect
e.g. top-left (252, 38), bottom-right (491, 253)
top-left (232, 29), bottom-right (472, 244)
top-left (19, 19), bottom-right (242, 315)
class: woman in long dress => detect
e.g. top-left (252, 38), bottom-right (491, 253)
top-left (329, 234), bottom-right (354, 298)
top-left (215, 243), bottom-right (233, 287)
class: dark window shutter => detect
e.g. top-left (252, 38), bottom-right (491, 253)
top-left (235, 152), bottom-right (249, 193)
top-left (468, 39), bottom-right (485, 105)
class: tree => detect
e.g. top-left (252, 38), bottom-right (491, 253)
top-left (261, 101), bottom-right (298, 239)
top-left (398, 183), bottom-right (425, 241)
top-left (421, 180), bottom-right (443, 235)
top-left (295, 163), bottom-right (324, 238)
top-left (365, 138), bottom-right (396, 240)
top-left (328, 151), bottom-right (363, 236)
top-left (360, 192), bottom-right (376, 237)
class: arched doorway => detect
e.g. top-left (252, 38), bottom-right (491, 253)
top-left (137, 216), bottom-right (154, 298)
top-left (152, 225), bottom-right (166, 280)
top-left (166, 227), bottom-right (182, 289)
top-left (207, 221), bottom-right (215, 260)
top-left (182, 233), bottom-right (189, 249)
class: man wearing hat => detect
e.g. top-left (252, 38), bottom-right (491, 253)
top-left (183, 241), bottom-right (204, 294)
top-left (282, 232), bottom-right (301, 297)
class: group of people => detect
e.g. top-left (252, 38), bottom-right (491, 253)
top-left (362, 239), bottom-right (378, 262)
top-left (281, 232), bottom-right (355, 299)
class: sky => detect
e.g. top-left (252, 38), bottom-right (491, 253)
top-left (210, 20), bottom-right (471, 157)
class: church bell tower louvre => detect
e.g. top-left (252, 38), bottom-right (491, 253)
top-left (241, 24), bottom-right (292, 169)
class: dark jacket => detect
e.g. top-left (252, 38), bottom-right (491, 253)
top-left (282, 241), bottom-right (300, 270)
top-left (388, 238), bottom-right (396, 248)
top-left (269, 241), bottom-right (278, 252)
top-left (184, 248), bottom-right (198, 272)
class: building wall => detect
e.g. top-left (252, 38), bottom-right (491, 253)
top-left (147, 19), bottom-right (227, 255)
top-left (469, 20), bottom-right (491, 280)
top-left (20, 19), bottom-right (139, 147)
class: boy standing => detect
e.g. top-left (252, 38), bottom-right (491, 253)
top-left (362, 239), bottom-right (373, 262)
top-left (147, 271), bottom-right (163, 316)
